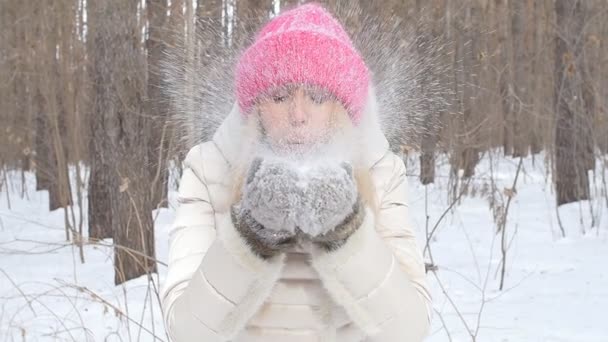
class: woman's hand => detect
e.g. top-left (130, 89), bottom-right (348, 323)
top-left (296, 162), bottom-right (365, 250)
top-left (234, 157), bottom-right (301, 259)
top-left (231, 204), bottom-right (298, 259)
top-left (307, 197), bottom-right (365, 251)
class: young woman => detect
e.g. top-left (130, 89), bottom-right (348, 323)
top-left (160, 3), bottom-right (432, 341)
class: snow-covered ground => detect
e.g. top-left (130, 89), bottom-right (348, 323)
top-left (413, 154), bottom-right (608, 342)
top-left (1, 153), bottom-right (607, 341)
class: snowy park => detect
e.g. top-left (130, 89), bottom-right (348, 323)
top-left (2, 0), bottom-right (607, 341)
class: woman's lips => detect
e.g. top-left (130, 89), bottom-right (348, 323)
top-left (282, 133), bottom-right (315, 145)
top-left (285, 136), bottom-right (307, 144)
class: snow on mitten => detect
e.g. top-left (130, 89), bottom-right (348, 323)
top-left (295, 162), bottom-right (360, 238)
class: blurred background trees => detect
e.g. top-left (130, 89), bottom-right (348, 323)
top-left (0, 0), bottom-right (606, 284)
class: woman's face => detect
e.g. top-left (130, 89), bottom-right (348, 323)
top-left (255, 84), bottom-right (348, 153)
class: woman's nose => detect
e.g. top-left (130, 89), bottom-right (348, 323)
top-left (288, 92), bottom-right (308, 126)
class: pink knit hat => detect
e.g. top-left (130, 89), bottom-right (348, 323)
top-left (234, 2), bottom-right (370, 124)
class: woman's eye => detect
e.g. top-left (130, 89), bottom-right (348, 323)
top-left (309, 91), bottom-right (328, 104)
top-left (273, 94), bottom-right (288, 103)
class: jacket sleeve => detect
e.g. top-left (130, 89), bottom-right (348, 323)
top-left (309, 153), bottom-right (432, 341)
top-left (159, 145), bottom-right (286, 342)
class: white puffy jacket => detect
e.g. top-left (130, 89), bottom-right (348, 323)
top-left (160, 93), bottom-right (432, 341)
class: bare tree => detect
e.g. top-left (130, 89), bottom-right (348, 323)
top-left (88, 0), bottom-right (156, 284)
top-left (196, 0), bottom-right (224, 63)
top-left (554, 0), bottom-right (590, 205)
top-left (147, 0), bottom-right (170, 209)
top-left (235, 0), bottom-right (274, 47)
top-left (87, 0), bottom-right (114, 240)
top-left (509, 0), bottom-right (531, 157)
top-left (417, 0), bottom-right (446, 185)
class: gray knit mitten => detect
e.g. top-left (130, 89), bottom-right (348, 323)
top-left (232, 157), bottom-right (300, 259)
top-left (308, 197), bottom-right (365, 251)
top-left (231, 204), bottom-right (297, 259)
top-left (241, 157), bottom-right (302, 233)
top-left (297, 163), bottom-right (366, 251)
top-left (295, 163), bottom-right (358, 234)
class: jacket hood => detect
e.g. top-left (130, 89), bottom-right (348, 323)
top-left (211, 82), bottom-right (390, 170)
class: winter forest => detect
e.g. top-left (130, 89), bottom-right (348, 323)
top-left (1, 0), bottom-right (607, 341)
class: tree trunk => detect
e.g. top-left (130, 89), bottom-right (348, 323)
top-left (509, 0), bottom-right (530, 157)
top-left (554, 0), bottom-right (589, 205)
top-left (529, 0), bottom-right (544, 155)
top-left (416, 0), bottom-right (445, 185)
top-left (34, 89), bottom-right (52, 192)
top-left (234, 0), bottom-right (273, 48)
top-left (31, 4), bottom-right (52, 192)
top-left (497, 0), bottom-right (514, 156)
top-left (197, 0), bottom-right (224, 60)
top-left (89, 0), bottom-right (156, 283)
top-left (87, 0), bottom-right (113, 240)
top-left (579, 1), bottom-right (596, 172)
top-left (461, 2), bottom-right (480, 178)
top-left (280, 0), bottom-right (301, 10)
top-left (48, 35), bottom-right (73, 211)
top-left (147, 0), bottom-right (169, 209)
top-left (108, 0), bottom-right (156, 284)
